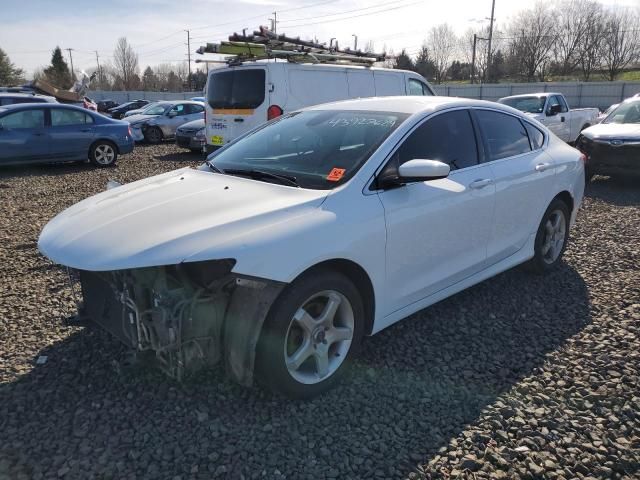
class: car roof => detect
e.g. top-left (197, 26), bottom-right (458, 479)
top-left (499, 93), bottom-right (562, 100)
top-left (0, 92), bottom-right (56, 102)
top-left (305, 96), bottom-right (520, 116)
top-left (0, 102), bottom-right (92, 112)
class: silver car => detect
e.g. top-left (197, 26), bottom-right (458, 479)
top-left (175, 118), bottom-right (206, 152)
top-left (127, 101), bottom-right (204, 143)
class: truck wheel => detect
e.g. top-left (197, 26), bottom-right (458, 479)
top-left (256, 269), bottom-right (364, 399)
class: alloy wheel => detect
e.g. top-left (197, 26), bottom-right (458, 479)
top-left (541, 209), bottom-right (566, 264)
top-left (94, 144), bottom-right (115, 165)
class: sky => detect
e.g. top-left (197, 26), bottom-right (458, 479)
top-left (1, 0), bottom-right (639, 77)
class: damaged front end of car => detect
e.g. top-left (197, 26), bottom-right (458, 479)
top-left (75, 259), bottom-right (284, 385)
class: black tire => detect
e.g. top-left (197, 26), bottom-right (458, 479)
top-left (256, 269), bottom-right (365, 399)
top-left (527, 198), bottom-right (571, 274)
top-left (144, 126), bottom-right (163, 144)
top-left (89, 140), bottom-right (118, 167)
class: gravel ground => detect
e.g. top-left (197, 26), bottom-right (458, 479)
top-left (0, 145), bottom-right (639, 480)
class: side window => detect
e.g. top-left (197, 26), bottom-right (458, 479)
top-left (0, 109), bottom-right (45, 129)
top-left (556, 95), bottom-right (569, 113)
top-left (408, 79), bottom-right (425, 96)
top-left (51, 109), bottom-right (92, 126)
top-left (397, 110), bottom-right (479, 170)
top-left (186, 104), bottom-right (204, 114)
top-left (171, 104), bottom-right (187, 116)
top-left (524, 122), bottom-right (544, 150)
top-left (475, 110), bottom-right (531, 160)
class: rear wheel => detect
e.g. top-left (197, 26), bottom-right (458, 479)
top-left (256, 270), bottom-right (364, 399)
top-left (527, 198), bottom-right (570, 273)
top-left (144, 126), bottom-right (163, 144)
top-left (89, 141), bottom-right (117, 167)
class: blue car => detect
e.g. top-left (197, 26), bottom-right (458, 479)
top-left (0, 103), bottom-right (134, 167)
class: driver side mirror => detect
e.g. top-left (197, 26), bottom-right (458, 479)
top-left (547, 104), bottom-right (562, 116)
top-left (378, 158), bottom-right (450, 189)
top-left (167, 111), bottom-right (177, 118)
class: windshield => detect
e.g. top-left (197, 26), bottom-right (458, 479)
top-left (500, 96), bottom-right (546, 114)
top-left (142, 103), bottom-right (171, 116)
top-left (207, 69), bottom-right (266, 109)
top-left (603, 101), bottom-right (640, 124)
top-left (209, 110), bottom-right (408, 189)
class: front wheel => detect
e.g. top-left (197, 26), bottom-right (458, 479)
top-left (527, 198), bottom-right (570, 273)
top-left (256, 270), bottom-right (364, 399)
top-left (144, 126), bottom-right (163, 144)
top-left (89, 141), bottom-right (118, 167)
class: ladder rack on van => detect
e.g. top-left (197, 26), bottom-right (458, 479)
top-left (196, 26), bottom-right (388, 66)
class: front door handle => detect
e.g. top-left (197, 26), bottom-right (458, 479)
top-left (469, 178), bottom-right (493, 189)
top-left (535, 163), bottom-right (551, 172)
top-left (560, 116), bottom-right (565, 122)
top-left (234, 118), bottom-right (244, 123)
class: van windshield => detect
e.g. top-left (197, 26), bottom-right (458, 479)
top-left (207, 69), bottom-right (266, 109)
top-left (207, 110), bottom-right (408, 189)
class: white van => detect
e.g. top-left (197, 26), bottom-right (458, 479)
top-left (204, 62), bottom-right (434, 151)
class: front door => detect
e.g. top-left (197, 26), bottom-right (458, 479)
top-left (0, 108), bottom-right (48, 164)
top-left (377, 109), bottom-right (495, 316)
top-left (48, 108), bottom-right (96, 160)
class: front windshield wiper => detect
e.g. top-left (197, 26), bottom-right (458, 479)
top-left (224, 168), bottom-right (300, 188)
top-left (206, 160), bottom-right (224, 174)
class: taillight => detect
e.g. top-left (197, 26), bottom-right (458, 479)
top-left (128, 126), bottom-right (132, 137)
top-left (267, 105), bottom-right (283, 120)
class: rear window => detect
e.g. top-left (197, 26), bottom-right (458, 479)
top-left (207, 69), bottom-right (266, 109)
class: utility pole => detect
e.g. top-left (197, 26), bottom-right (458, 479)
top-left (185, 30), bottom-right (192, 90)
top-left (352, 34), bottom-right (358, 50)
top-left (486, 0), bottom-right (496, 82)
top-left (271, 11), bottom-right (278, 34)
top-left (471, 34), bottom-right (477, 84)
top-left (65, 48), bottom-right (75, 81)
top-left (94, 51), bottom-right (102, 88)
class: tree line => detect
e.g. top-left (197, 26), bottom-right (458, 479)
top-left (389, 0), bottom-right (640, 83)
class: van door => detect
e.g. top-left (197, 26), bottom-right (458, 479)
top-left (206, 67), bottom-right (268, 147)
top-left (287, 67), bottom-right (349, 110)
top-left (347, 69), bottom-right (375, 98)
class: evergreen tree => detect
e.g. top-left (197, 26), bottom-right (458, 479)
top-left (43, 47), bottom-right (72, 88)
top-left (414, 45), bottom-right (437, 81)
top-left (142, 66), bottom-right (157, 90)
top-left (0, 48), bottom-right (25, 85)
top-left (393, 50), bottom-right (414, 71)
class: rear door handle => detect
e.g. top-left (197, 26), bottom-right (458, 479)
top-left (469, 178), bottom-right (493, 189)
top-left (535, 163), bottom-right (551, 172)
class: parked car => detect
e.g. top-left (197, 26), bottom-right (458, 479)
top-left (0, 103), bottom-right (134, 167)
top-left (595, 103), bottom-right (618, 124)
top-left (175, 118), bottom-right (205, 152)
top-left (108, 100), bottom-right (150, 119)
top-left (498, 93), bottom-right (598, 144)
top-left (97, 99), bottom-right (119, 112)
top-left (190, 96), bottom-right (205, 102)
top-left (38, 96), bottom-right (584, 398)
top-left (123, 101), bottom-right (161, 118)
top-left (0, 92), bottom-right (57, 105)
top-left (126, 101), bottom-right (204, 143)
top-left (204, 63), bottom-right (435, 152)
top-left (576, 97), bottom-right (640, 181)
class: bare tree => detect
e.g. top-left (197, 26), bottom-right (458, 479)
top-left (576, 2), bottom-right (606, 81)
top-left (507, 3), bottom-right (558, 81)
top-left (113, 37), bottom-right (139, 89)
top-left (428, 23), bottom-right (457, 84)
top-left (552, 0), bottom-right (601, 75)
top-left (600, 9), bottom-right (640, 81)
top-left (462, 26), bottom-right (503, 82)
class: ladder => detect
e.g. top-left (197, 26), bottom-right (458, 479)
top-left (196, 26), bottom-right (388, 66)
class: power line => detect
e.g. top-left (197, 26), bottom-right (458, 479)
top-left (279, 0), bottom-right (414, 24)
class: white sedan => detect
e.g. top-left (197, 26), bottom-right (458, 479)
top-left (38, 97), bottom-right (585, 398)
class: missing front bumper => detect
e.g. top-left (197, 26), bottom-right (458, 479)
top-left (77, 264), bottom-right (284, 385)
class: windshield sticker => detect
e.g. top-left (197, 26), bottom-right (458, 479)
top-left (327, 168), bottom-right (346, 182)
top-left (328, 117), bottom-right (396, 128)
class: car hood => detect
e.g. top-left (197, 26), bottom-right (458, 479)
top-left (581, 123), bottom-right (640, 141)
top-left (38, 168), bottom-right (329, 271)
top-left (125, 114), bottom-right (157, 124)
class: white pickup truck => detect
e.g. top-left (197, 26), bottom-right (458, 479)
top-left (498, 92), bottom-right (599, 144)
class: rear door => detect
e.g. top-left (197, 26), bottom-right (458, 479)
top-left (0, 108), bottom-right (49, 164)
top-left (473, 109), bottom-right (557, 263)
top-left (206, 67), bottom-right (267, 147)
top-left (49, 108), bottom-right (96, 160)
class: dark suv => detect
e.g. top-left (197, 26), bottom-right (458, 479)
top-left (108, 100), bottom-right (149, 119)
